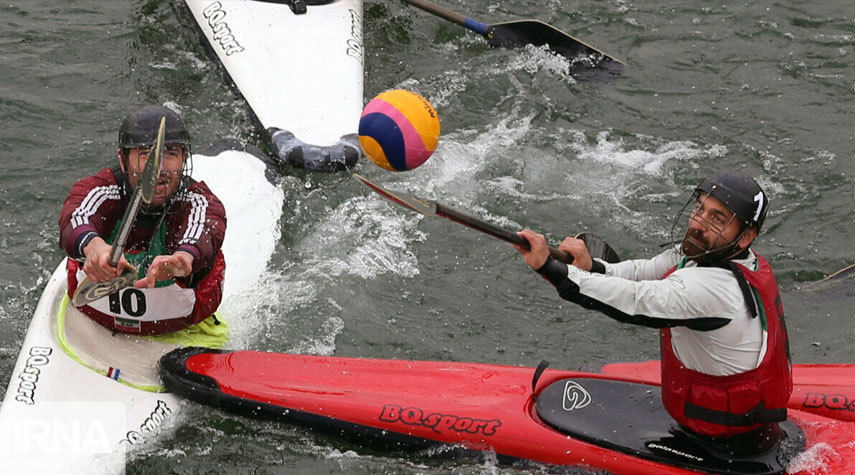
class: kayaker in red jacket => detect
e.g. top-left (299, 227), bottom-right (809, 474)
top-left (515, 170), bottom-right (792, 455)
top-left (59, 105), bottom-right (227, 335)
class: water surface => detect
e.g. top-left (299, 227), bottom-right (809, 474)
top-left (0, 0), bottom-right (852, 473)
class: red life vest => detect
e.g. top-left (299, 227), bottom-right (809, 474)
top-left (66, 251), bottom-right (225, 335)
top-left (659, 253), bottom-right (792, 437)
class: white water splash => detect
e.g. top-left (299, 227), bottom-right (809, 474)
top-left (286, 314), bottom-right (344, 356)
top-left (505, 44), bottom-right (577, 83)
top-left (786, 442), bottom-right (839, 474)
top-left (569, 130), bottom-right (726, 176)
top-left (297, 196), bottom-right (425, 280)
top-left (220, 268), bottom-right (317, 351)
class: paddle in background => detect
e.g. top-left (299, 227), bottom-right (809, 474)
top-left (353, 174), bottom-right (620, 264)
top-left (400, 0), bottom-right (624, 81)
top-left (358, 89), bottom-right (440, 172)
top-left (72, 117), bottom-right (166, 307)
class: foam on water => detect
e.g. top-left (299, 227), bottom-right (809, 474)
top-left (785, 442), bottom-right (837, 473)
top-left (296, 196), bottom-right (425, 280)
top-left (379, 118), bottom-right (729, 244)
top-left (504, 44), bottom-right (577, 83)
top-left (396, 42), bottom-right (576, 113)
top-left (191, 150), bottom-right (285, 350)
top-left (572, 131), bottom-right (726, 175)
top-left (218, 268), bottom-right (318, 351)
top-left (373, 51), bottom-right (743, 243)
top-left (285, 313), bottom-right (344, 356)
top-left (533, 129), bottom-right (732, 238)
top-left (309, 97), bottom-right (741, 289)
top-left (397, 73), bottom-right (467, 110)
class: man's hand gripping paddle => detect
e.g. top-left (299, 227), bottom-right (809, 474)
top-left (353, 174), bottom-right (620, 264)
top-left (71, 117), bottom-right (167, 307)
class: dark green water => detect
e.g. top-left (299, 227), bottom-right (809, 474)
top-left (0, 0), bottom-right (852, 473)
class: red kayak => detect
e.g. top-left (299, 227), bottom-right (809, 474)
top-left (159, 348), bottom-right (855, 474)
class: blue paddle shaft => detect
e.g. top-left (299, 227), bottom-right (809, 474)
top-left (403, 0), bottom-right (488, 36)
top-left (462, 18), bottom-right (488, 35)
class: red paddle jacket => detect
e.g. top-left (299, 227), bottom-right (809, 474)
top-left (59, 167), bottom-right (227, 335)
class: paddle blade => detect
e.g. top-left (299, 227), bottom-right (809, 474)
top-left (140, 116), bottom-right (166, 204)
top-left (353, 174), bottom-right (438, 216)
top-left (576, 232), bottom-right (621, 263)
top-left (487, 20), bottom-right (624, 79)
top-left (71, 267), bottom-right (138, 307)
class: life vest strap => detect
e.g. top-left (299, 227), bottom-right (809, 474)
top-left (684, 401), bottom-right (787, 426)
top-left (728, 261), bottom-right (758, 318)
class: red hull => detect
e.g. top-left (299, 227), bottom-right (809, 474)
top-left (172, 351), bottom-right (855, 474)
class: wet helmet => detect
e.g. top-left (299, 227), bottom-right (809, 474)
top-left (117, 105), bottom-right (193, 211)
top-left (695, 170), bottom-right (768, 231)
top-left (669, 170), bottom-right (769, 263)
top-left (118, 105), bottom-right (190, 152)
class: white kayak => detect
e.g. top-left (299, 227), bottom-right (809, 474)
top-left (184, 0), bottom-right (365, 171)
top-left (0, 145), bottom-right (284, 474)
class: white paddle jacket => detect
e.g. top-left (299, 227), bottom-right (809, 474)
top-left (536, 247), bottom-right (765, 376)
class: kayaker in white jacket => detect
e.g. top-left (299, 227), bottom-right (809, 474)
top-left (515, 170), bottom-right (793, 455)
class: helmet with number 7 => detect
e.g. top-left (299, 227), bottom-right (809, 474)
top-left (669, 170), bottom-right (770, 264)
top-left (695, 170), bottom-right (768, 232)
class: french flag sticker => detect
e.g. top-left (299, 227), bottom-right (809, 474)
top-left (107, 367), bottom-right (121, 380)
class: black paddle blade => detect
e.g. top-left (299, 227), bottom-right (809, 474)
top-left (486, 21), bottom-right (624, 81)
top-left (577, 232), bottom-right (621, 263)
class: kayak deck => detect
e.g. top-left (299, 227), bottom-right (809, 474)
top-left (0, 263), bottom-right (182, 474)
top-left (537, 377), bottom-right (801, 474)
top-left (60, 298), bottom-right (181, 390)
top-left (183, 0), bottom-right (364, 171)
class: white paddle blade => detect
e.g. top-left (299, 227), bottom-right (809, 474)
top-left (140, 116), bottom-right (166, 204)
top-left (71, 267), bottom-right (138, 307)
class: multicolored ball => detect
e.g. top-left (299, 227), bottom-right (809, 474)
top-left (358, 89), bottom-right (440, 172)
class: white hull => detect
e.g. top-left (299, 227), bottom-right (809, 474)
top-left (185, 0), bottom-right (365, 171)
top-left (0, 148), bottom-right (284, 474)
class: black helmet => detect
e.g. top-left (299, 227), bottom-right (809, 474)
top-left (118, 105), bottom-right (190, 151)
top-left (695, 170), bottom-right (768, 231)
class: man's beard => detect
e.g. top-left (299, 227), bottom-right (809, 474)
top-left (680, 229), bottom-right (735, 265)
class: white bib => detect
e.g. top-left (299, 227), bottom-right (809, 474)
top-left (75, 268), bottom-right (196, 322)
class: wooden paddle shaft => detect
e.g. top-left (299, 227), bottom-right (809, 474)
top-left (402, 0), bottom-right (468, 26)
top-left (108, 190), bottom-right (144, 266)
top-left (434, 203), bottom-right (573, 264)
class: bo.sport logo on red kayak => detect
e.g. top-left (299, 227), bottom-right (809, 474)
top-left (379, 405), bottom-right (502, 436)
top-left (803, 393), bottom-right (855, 412)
